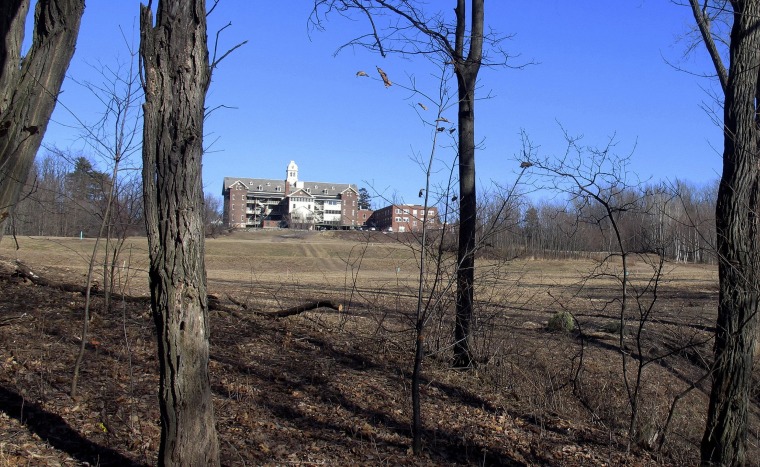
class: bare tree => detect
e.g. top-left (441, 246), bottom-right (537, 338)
top-left (140, 0), bottom-right (219, 464)
top-left (311, 0), bottom-right (516, 368)
top-left (520, 130), bottom-right (717, 452)
top-left (0, 0), bottom-right (85, 239)
top-left (357, 65), bottom-right (526, 453)
top-left (204, 192), bottom-right (224, 237)
top-left (70, 43), bottom-right (143, 397)
top-left (689, 1), bottom-right (760, 464)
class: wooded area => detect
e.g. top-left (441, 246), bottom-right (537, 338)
top-left (1, 0), bottom-right (759, 465)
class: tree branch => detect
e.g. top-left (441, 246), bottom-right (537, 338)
top-left (688, 0), bottom-right (728, 93)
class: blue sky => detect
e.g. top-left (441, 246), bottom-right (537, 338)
top-left (34, 1), bottom-right (722, 206)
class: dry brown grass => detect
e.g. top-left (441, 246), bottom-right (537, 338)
top-left (2, 230), bottom-right (756, 465)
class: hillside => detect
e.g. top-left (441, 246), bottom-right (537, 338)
top-left (0, 232), bottom-right (748, 465)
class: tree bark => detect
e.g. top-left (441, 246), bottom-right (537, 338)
top-left (452, 0), bottom-right (483, 369)
top-left (0, 0), bottom-right (84, 239)
top-left (700, 1), bottom-right (760, 464)
top-left (139, 1), bottom-right (220, 465)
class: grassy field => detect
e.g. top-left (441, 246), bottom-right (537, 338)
top-left (0, 230), bottom-right (422, 291)
top-left (0, 229), bottom-right (719, 297)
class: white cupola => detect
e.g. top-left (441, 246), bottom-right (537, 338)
top-left (286, 160), bottom-right (298, 186)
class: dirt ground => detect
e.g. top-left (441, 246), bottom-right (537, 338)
top-left (0, 231), bottom-right (754, 465)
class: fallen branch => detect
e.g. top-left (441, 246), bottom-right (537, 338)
top-left (254, 300), bottom-right (343, 318)
top-left (6, 260), bottom-right (340, 318)
top-left (226, 293), bottom-right (248, 310)
top-left (14, 261), bottom-right (91, 294)
top-left (208, 294), bottom-right (244, 317)
top-left (8, 260), bottom-right (232, 312)
top-left (0, 313), bottom-right (27, 326)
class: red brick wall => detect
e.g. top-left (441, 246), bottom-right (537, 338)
top-left (370, 204), bottom-right (439, 232)
top-left (226, 186), bottom-right (248, 228)
top-left (340, 190), bottom-right (358, 226)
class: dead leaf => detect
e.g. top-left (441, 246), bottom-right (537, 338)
top-left (376, 66), bottom-right (392, 87)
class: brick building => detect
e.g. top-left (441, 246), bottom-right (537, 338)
top-left (369, 204), bottom-right (439, 232)
top-left (222, 161), bottom-right (360, 229)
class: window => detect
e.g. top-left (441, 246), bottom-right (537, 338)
top-left (428, 210), bottom-right (434, 216)
top-left (395, 217), bottom-right (402, 222)
top-left (413, 221), bottom-right (418, 226)
top-left (403, 209), bottom-right (409, 214)
top-left (413, 209), bottom-right (417, 215)
top-left (266, 182), bottom-right (271, 186)
top-left (257, 185), bottom-right (262, 190)
top-left (396, 209), bottom-right (401, 214)
top-left (276, 186), bottom-right (282, 192)
top-left (403, 217), bottom-right (409, 222)
top-left (306, 188), bottom-right (311, 193)
top-left (323, 189), bottom-right (329, 194)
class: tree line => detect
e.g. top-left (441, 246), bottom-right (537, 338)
top-left (478, 179), bottom-right (718, 264)
top-left (11, 148), bottom-right (719, 268)
top-left (11, 152), bottom-right (143, 238)
top-left (10, 150), bottom-right (225, 240)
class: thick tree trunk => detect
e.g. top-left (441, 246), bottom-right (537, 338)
top-left (139, 2), bottom-right (220, 466)
top-left (452, 0), bottom-right (483, 369)
top-left (0, 0), bottom-right (84, 238)
top-left (701, 1), bottom-right (760, 464)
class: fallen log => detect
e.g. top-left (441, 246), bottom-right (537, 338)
top-left (226, 294), bottom-right (249, 310)
top-left (9, 261), bottom-right (232, 312)
top-left (14, 261), bottom-right (91, 294)
top-left (253, 300), bottom-right (343, 318)
top-left (7, 260), bottom-right (340, 317)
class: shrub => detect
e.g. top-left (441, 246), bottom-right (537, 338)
top-left (547, 311), bottom-right (575, 333)
top-left (600, 320), bottom-right (627, 336)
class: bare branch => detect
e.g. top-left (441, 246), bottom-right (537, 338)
top-left (209, 21), bottom-right (248, 76)
top-left (207, 0), bottom-right (220, 16)
top-left (687, 0), bottom-right (728, 92)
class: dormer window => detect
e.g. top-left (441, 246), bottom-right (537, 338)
top-left (323, 189), bottom-right (329, 194)
top-left (275, 186), bottom-right (282, 192)
top-left (306, 188), bottom-right (311, 193)
top-left (257, 185), bottom-right (262, 190)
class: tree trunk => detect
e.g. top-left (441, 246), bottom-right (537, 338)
top-left (0, 0), bottom-right (84, 239)
top-left (700, 1), bottom-right (760, 464)
top-left (452, 0), bottom-right (483, 369)
top-left (139, 2), bottom-right (220, 465)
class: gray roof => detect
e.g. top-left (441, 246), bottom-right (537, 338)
top-left (223, 177), bottom-right (357, 197)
